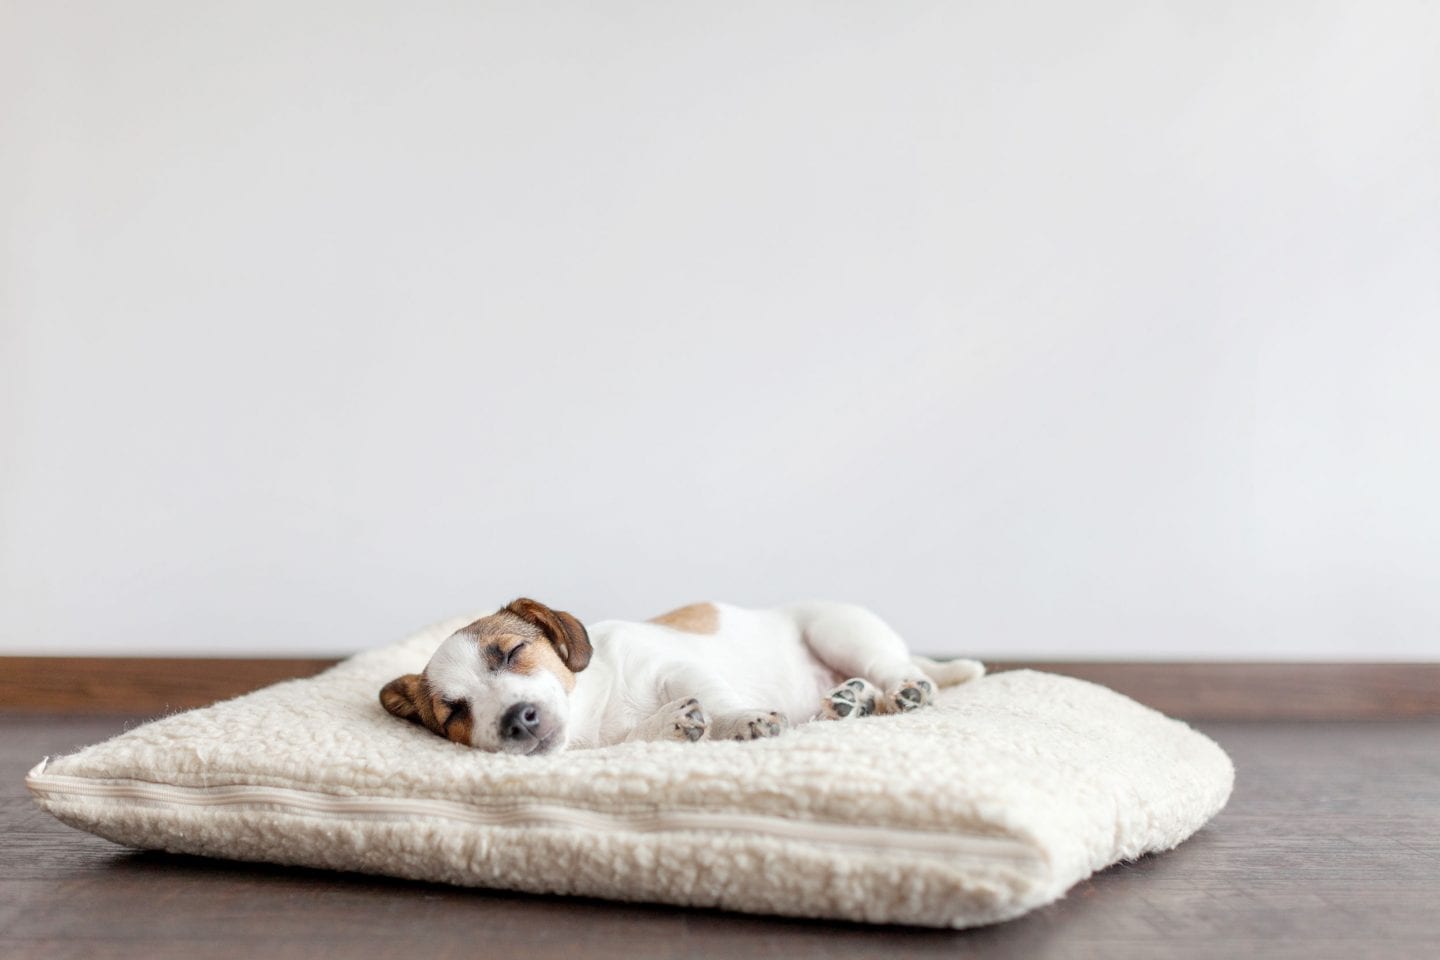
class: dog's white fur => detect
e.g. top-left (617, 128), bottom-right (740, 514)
top-left (412, 601), bottom-right (983, 754)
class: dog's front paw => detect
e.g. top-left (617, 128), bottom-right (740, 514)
top-left (888, 677), bottom-right (936, 712)
top-left (669, 697), bottom-right (710, 742)
top-left (819, 678), bottom-right (880, 720)
top-left (712, 710), bottom-right (790, 741)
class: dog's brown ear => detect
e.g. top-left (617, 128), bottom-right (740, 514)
top-left (380, 673), bottom-right (428, 723)
top-left (505, 598), bottom-right (592, 672)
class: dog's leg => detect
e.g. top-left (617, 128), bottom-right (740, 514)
top-left (795, 603), bottom-right (940, 716)
top-left (625, 697), bottom-right (710, 743)
top-left (657, 665), bottom-right (791, 741)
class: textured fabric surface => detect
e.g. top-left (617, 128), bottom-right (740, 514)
top-left (28, 614), bottom-right (1234, 928)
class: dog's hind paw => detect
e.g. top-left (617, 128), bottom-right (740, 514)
top-left (819, 678), bottom-right (880, 720)
top-left (888, 677), bottom-right (936, 712)
top-left (670, 697), bottom-right (710, 742)
top-left (713, 710), bottom-right (790, 741)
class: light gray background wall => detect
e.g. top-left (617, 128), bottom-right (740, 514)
top-left (3, 1), bottom-right (1437, 658)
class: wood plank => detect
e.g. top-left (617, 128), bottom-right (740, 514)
top-left (0, 657), bottom-right (337, 713)
top-left (1, 656), bottom-right (1438, 719)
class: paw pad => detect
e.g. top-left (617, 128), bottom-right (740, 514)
top-left (673, 698), bottom-right (709, 741)
top-left (891, 678), bottom-right (935, 712)
top-left (821, 678), bottom-right (880, 720)
top-left (735, 711), bottom-right (788, 740)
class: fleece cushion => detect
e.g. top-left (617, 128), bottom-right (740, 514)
top-left (27, 613), bottom-right (1233, 929)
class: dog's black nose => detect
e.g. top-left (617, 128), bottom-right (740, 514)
top-left (499, 702), bottom-right (542, 741)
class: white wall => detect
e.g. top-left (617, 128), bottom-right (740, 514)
top-left (2, 1), bottom-right (1437, 658)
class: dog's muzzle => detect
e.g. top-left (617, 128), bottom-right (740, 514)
top-left (498, 702), bottom-right (558, 754)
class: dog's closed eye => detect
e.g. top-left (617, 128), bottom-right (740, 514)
top-left (505, 643), bottom-right (528, 668)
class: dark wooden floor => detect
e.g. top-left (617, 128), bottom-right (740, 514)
top-left (4, 714), bottom-right (1438, 960)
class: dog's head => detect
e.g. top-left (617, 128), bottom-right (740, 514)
top-left (379, 598), bottom-right (591, 755)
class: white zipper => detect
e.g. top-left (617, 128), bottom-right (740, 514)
top-left (27, 758), bottom-right (1041, 864)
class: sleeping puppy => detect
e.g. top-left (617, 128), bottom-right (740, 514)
top-left (379, 599), bottom-right (983, 754)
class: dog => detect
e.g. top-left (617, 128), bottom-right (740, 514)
top-left (379, 598), bottom-right (984, 754)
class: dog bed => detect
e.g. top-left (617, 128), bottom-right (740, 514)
top-left (27, 613), bottom-right (1233, 929)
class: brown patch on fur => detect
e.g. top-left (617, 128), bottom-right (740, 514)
top-left (379, 673), bottom-right (474, 745)
top-left (505, 598), bottom-right (592, 672)
top-left (648, 602), bottom-right (721, 635)
top-left (437, 697), bottom-right (473, 745)
top-left (510, 638), bottom-right (577, 692)
top-left (452, 612), bottom-right (534, 672)
top-left (380, 673), bottom-right (427, 722)
top-left (480, 642), bottom-right (505, 670)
